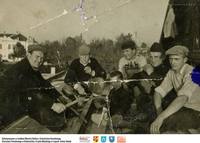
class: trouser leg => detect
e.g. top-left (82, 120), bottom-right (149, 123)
top-left (160, 108), bottom-right (200, 133)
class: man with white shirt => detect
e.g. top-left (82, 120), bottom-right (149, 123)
top-left (150, 45), bottom-right (200, 134)
top-left (118, 40), bottom-right (141, 79)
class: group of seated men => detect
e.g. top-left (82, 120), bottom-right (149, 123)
top-left (0, 40), bottom-right (200, 134)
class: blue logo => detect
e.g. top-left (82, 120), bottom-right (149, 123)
top-left (191, 65), bottom-right (200, 86)
top-left (101, 136), bottom-right (106, 143)
top-left (109, 136), bottom-right (115, 143)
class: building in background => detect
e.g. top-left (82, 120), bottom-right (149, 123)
top-left (0, 32), bottom-right (36, 62)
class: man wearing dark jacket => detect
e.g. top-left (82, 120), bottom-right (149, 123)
top-left (0, 44), bottom-right (66, 131)
top-left (127, 43), bottom-right (170, 132)
top-left (64, 44), bottom-right (106, 96)
top-left (109, 71), bottom-right (133, 116)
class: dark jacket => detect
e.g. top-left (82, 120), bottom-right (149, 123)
top-left (127, 63), bottom-right (169, 120)
top-left (109, 86), bottom-right (133, 116)
top-left (0, 58), bottom-right (61, 127)
top-left (129, 63), bottom-right (169, 89)
top-left (64, 57), bottom-right (106, 84)
top-left (150, 64), bottom-right (169, 86)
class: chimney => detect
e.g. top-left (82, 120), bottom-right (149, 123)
top-left (3, 31), bottom-right (6, 38)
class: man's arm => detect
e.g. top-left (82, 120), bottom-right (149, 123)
top-left (158, 95), bottom-right (188, 120)
top-left (159, 68), bottom-right (198, 120)
top-left (92, 58), bottom-right (106, 79)
top-left (150, 95), bottom-right (188, 134)
top-left (64, 60), bottom-right (79, 84)
top-left (153, 71), bottom-right (174, 114)
top-left (154, 91), bottom-right (163, 115)
top-left (118, 58), bottom-right (127, 79)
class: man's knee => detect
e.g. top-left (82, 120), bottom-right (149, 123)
top-left (160, 108), bottom-right (200, 133)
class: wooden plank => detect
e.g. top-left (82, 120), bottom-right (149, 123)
top-left (1, 80), bottom-right (93, 134)
top-left (18, 118), bottom-right (52, 134)
top-left (1, 116), bottom-right (31, 134)
top-left (61, 99), bottom-right (93, 133)
top-left (84, 120), bottom-right (107, 134)
top-left (1, 116), bottom-right (53, 134)
top-left (1, 100), bottom-right (93, 134)
top-left (73, 99), bottom-right (93, 133)
top-left (61, 117), bottom-right (79, 133)
top-left (52, 82), bottom-right (94, 133)
top-left (37, 127), bottom-right (54, 134)
top-left (46, 71), bottom-right (66, 82)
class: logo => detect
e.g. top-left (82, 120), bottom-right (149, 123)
top-left (79, 136), bottom-right (90, 143)
top-left (117, 136), bottom-right (126, 143)
top-left (93, 136), bottom-right (99, 143)
top-left (101, 136), bottom-right (106, 143)
top-left (109, 136), bottom-right (115, 143)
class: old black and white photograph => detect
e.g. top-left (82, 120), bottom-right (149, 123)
top-left (0, 0), bottom-right (200, 135)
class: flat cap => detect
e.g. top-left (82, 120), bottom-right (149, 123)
top-left (28, 44), bottom-right (45, 53)
top-left (165, 45), bottom-right (189, 57)
top-left (79, 44), bottom-right (90, 55)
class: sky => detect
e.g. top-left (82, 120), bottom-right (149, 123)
top-left (0, 0), bottom-right (169, 46)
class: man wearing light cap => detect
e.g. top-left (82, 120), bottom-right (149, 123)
top-left (0, 44), bottom-right (67, 131)
top-left (64, 44), bottom-right (106, 95)
top-left (150, 45), bottom-right (200, 134)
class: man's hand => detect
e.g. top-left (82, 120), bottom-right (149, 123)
top-left (74, 83), bottom-right (87, 95)
top-left (143, 64), bottom-right (154, 75)
top-left (51, 103), bottom-right (66, 113)
top-left (135, 55), bottom-right (147, 69)
top-left (150, 116), bottom-right (164, 134)
top-left (140, 80), bottom-right (152, 94)
top-left (84, 66), bottom-right (95, 76)
top-left (151, 95), bottom-right (188, 134)
top-left (84, 66), bottom-right (92, 74)
top-left (156, 106), bottom-right (163, 116)
top-left (77, 97), bottom-right (87, 106)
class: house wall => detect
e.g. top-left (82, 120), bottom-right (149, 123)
top-left (0, 36), bottom-right (30, 62)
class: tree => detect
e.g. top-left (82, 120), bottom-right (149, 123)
top-left (12, 42), bottom-right (26, 58)
top-left (140, 42), bottom-right (148, 49)
top-left (40, 35), bottom-right (85, 70)
top-left (42, 40), bottom-right (61, 66)
top-left (115, 33), bottom-right (133, 48)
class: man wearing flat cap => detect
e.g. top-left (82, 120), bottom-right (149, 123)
top-left (150, 45), bottom-right (200, 133)
top-left (64, 44), bottom-right (106, 96)
top-left (0, 44), bottom-right (67, 131)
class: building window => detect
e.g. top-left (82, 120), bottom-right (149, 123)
top-left (8, 44), bottom-right (11, 49)
top-left (8, 54), bottom-right (13, 59)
